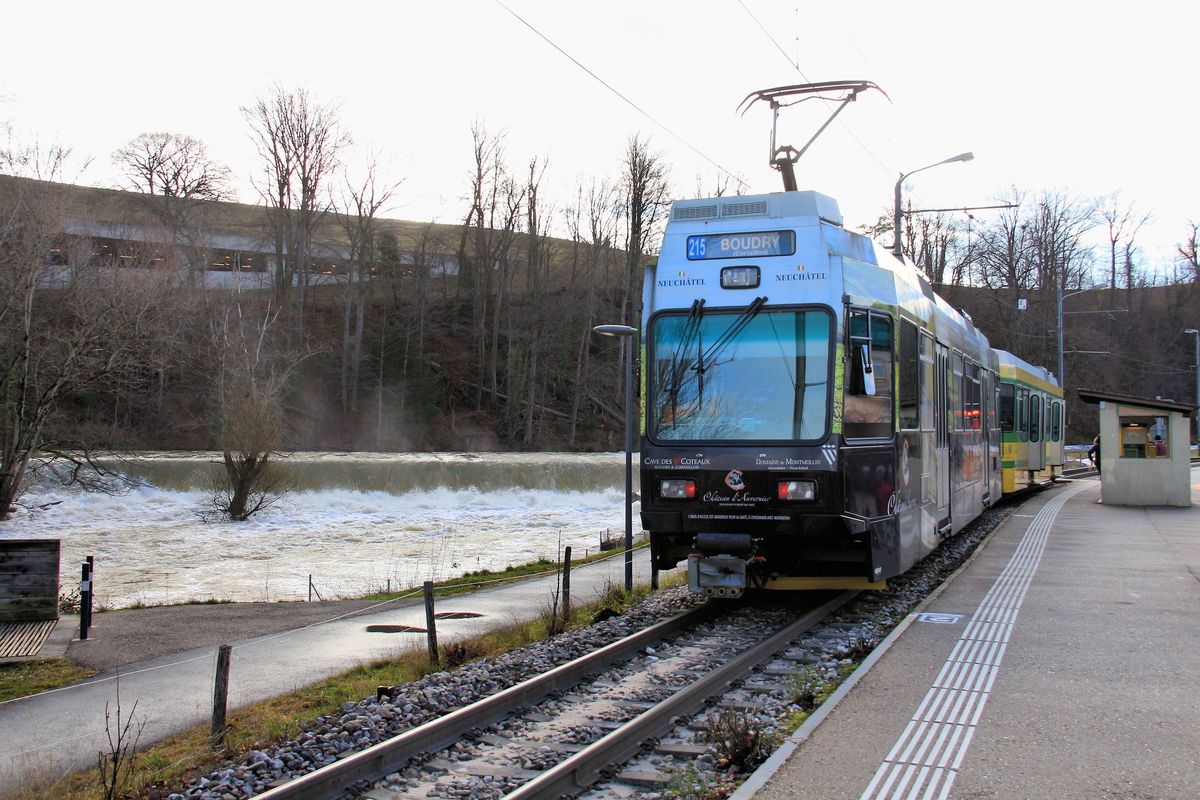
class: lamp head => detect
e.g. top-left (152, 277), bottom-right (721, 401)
top-left (593, 324), bottom-right (637, 338)
top-left (1185, 328), bottom-right (1199, 334)
top-left (944, 151), bottom-right (975, 164)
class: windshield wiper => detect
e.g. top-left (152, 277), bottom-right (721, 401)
top-left (695, 296), bottom-right (767, 374)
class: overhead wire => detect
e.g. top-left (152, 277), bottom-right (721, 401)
top-left (492, 0), bottom-right (748, 191)
top-left (735, 0), bottom-right (895, 182)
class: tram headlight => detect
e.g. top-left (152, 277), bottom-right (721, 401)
top-left (777, 480), bottom-right (817, 501)
top-left (660, 479), bottom-right (697, 499)
top-left (720, 266), bottom-right (760, 289)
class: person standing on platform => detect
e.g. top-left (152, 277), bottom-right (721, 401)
top-left (1088, 436), bottom-right (1101, 475)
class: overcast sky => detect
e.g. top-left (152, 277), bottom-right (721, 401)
top-left (2, 1), bottom-right (1195, 272)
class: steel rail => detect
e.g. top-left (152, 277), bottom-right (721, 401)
top-left (252, 602), bottom-right (719, 800)
top-left (502, 590), bottom-right (857, 800)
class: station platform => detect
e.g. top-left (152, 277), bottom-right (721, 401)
top-left (740, 470), bottom-right (1200, 800)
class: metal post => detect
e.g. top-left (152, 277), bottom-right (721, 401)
top-left (84, 555), bottom-right (94, 634)
top-left (561, 546), bottom-right (572, 626)
top-left (892, 174), bottom-right (904, 259)
top-left (79, 560), bottom-right (91, 641)
top-left (623, 334), bottom-right (634, 594)
top-left (423, 581), bottom-right (439, 668)
top-left (1187, 329), bottom-right (1200, 443)
top-left (1057, 285), bottom-right (1065, 393)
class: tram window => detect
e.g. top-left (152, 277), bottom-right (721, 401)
top-left (999, 384), bottom-right (1015, 431)
top-left (845, 309), bottom-right (893, 439)
top-left (919, 333), bottom-right (935, 431)
top-left (962, 362), bottom-right (981, 430)
top-left (648, 308), bottom-right (833, 442)
top-left (1017, 388), bottom-right (1029, 434)
top-left (1029, 395), bottom-right (1042, 442)
top-left (899, 320), bottom-right (919, 430)
top-left (1051, 401), bottom-right (1062, 441)
top-left (950, 354), bottom-right (964, 430)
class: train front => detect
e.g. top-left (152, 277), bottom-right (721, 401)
top-left (641, 191), bottom-right (886, 597)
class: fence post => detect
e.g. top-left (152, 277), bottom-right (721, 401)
top-left (308, 574), bottom-right (312, 602)
top-left (561, 546), bottom-right (572, 626)
top-left (423, 581), bottom-right (439, 668)
top-left (211, 644), bottom-right (232, 750)
top-left (79, 560), bottom-right (92, 641)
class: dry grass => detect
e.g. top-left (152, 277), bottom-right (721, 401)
top-left (0, 659), bottom-right (94, 703)
top-left (0, 576), bottom-right (674, 800)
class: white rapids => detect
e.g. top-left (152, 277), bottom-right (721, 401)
top-left (0, 452), bottom-right (638, 609)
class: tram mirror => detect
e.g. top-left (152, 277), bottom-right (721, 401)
top-left (858, 343), bottom-right (876, 396)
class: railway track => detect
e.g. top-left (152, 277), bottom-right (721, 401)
top-left (248, 592), bottom-right (855, 800)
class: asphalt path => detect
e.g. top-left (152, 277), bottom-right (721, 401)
top-left (0, 547), bottom-right (657, 789)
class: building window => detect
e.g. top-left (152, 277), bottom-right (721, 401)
top-left (1119, 415), bottom-right (1169, 458)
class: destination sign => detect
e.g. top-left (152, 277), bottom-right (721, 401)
top-left (686, 230), bottom-right (795, 261)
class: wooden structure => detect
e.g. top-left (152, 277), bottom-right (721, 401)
top-left (0, 539), bottom-right (61, 623)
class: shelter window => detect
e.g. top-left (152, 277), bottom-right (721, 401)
top-left (845, 309), bottom-right (894, 439)
top-left (1118, 415), bottom-right (1169, 458)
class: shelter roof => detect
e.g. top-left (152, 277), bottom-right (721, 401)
top-left (1076, 388), bottom-right (1196, 417)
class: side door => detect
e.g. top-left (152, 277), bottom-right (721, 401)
top-left (935, 341), bottom-right (951, 534)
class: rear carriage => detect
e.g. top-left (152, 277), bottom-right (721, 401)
top-left (995, 350), bottom-right (1065, 492)
top-left (639, 190), bottom-right (1004, 596)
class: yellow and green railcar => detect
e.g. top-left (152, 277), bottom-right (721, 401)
top-left (995, 350), bottom-right (1065, 493)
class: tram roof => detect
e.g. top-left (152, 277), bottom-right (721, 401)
top-left (669, 191), bottom-right (843, 228)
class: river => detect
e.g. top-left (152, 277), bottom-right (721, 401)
top-left (0, 452), bottom-right (636, 609)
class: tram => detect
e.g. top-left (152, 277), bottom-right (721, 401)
top-left (996, 350), bottom-right (1065, 492)
top-left (638, 189), bottom-right (1061, 597)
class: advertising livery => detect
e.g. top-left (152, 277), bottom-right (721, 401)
top-left (639, 190), bottom-right (1062, 597)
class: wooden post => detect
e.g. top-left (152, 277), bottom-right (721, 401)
top-left (423, 581), bottom-right (439, 668)
top-left (211, 644), bottom-right (232, 750)
top-left (561, 546), bottom-right (572, 626)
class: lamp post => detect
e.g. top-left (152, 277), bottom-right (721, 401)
top-left (1056, 284), bottom-right (1107, 394)
top-left (593, 323), bottom-right (637, 592)
top-left (1186, 328), bottom-right (1200, 443)
top-left (892, 152), bottom-right (974, 260)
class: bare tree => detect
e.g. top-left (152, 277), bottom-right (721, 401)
top-left (243, 86), bottom-right (349, 314)
top-left (113, 132), bottom-right (232, 286)
top-left (1176, 223), bottom-right (1200, 285)
top-left (335, 157), bottom-right (399, 415)
top-left (0, 174), bottom-right (185, 518)
top-left (206, 300), bottom-right (305, 520)
top-left (457, 123), bottom-right (522, 411)
top-left (113, 132), bottom-right (231, 201)
top-left (619, 133), bottom-right (670, 324)
top-left (1099, 193), bottom-right (1151, 292)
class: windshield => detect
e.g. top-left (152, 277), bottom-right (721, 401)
top-left (648, 307), bottom-right (832, 441)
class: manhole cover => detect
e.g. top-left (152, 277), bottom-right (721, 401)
top-left (366, 624), bottom-right (426, 633)
top-left (434, 611), bottom-right (484, 619)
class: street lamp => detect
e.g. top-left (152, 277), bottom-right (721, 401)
top-left (1056, 284), bottom-right (1108, 395)
top-left (593, 323), bottom-right (637, 592)
top-left (1185, 328), bottom-right (1200, 443)
top-left (892, 152), bottom-right (975, 260)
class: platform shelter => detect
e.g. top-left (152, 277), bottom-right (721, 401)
top-left (1077, 389), bottom-right (1196, 506)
